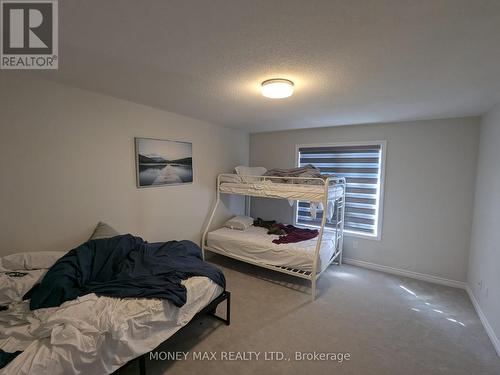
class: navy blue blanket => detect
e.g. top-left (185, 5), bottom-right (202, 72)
top-left (0, 350), bottom-right (22, 369)
top-left (27, 234), bottom-right (225, 310)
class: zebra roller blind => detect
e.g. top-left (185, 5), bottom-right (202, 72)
top-left (297, 143), bottom-right (384, 236)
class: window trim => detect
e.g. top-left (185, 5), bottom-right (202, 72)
top-left (294, 140), bottom-right (387, 241)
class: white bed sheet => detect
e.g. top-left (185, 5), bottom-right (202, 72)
top-left (0, 270), bottom-right (46, 306)
top-left (206, 226), bottom-right (336, 272)
top-left (0, 266), bottom-right (222, 375)
top-left (219, 181), bottom-right (344, 202)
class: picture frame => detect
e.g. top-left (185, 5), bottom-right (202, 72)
top-left (135, 137), bottom-right (193, 188)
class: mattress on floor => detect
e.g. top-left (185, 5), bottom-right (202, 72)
top-left (206, 225), bottom-right (336, 272)
top-left (219, 181), bottom-right (344, 202)
top-left (0, 275), bottom-right (222, 375)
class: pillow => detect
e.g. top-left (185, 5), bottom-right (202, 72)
top-left (89, 221), bottom-right (120, 240)
top-left (235, 166), bottom-right (267, 183)
top-left (0, 269), bottom-right (48, 305)
top-left (0, 251), bottom-right (67, 271)
top-left (223, 216), bottom-right (254, 231)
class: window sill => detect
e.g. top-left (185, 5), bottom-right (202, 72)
top-left (344, 230), bottom-right (381, 241)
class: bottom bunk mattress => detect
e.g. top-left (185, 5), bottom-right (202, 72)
top-left (206, 225), bottom-right (336, 273)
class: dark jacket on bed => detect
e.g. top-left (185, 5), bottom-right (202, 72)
top-left (26, 234), bottom-right (225, 310)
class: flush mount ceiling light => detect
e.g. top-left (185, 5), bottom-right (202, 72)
top-left (261, 78), bottom-right (294, 99)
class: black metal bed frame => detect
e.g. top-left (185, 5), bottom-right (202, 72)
top-left (135, 290), bottom-right (231, 375)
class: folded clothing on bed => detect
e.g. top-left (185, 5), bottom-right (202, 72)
top-left (253, 218), bottom-right (286, 235)
top-left (253, 218), bottom-right (319, 244)
top-left (26, 234), bottom-right (225, 310)
top-left (272, 225), bottom-right (319, 244)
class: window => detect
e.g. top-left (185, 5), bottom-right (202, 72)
top-left (295, 141), bottom-right (386, 239)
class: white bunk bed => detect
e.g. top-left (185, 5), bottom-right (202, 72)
top-left (202, 173), bottom-right (346, 301)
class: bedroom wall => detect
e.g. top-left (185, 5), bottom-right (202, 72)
top-left (250, 117), bottom-right (479, 282)
top-left (467, 103), bottom-right (500, 354)
top-left (0, 73), bottom-right (248, 255)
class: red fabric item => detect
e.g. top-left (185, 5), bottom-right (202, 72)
top-left (272, 224), bottom-right (319, 244)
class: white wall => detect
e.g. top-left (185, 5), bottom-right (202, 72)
top-left (468, 103), bottom-right (500, 352)
top-left (0, 73), bottom-right (248, 255)
top-left (250, 117), bottom-right (479, 282)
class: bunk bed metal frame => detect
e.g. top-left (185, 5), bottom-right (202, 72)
top-left (201, 174), bottom-right (346, 301)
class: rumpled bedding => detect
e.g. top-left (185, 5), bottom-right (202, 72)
top-left (0, 249), bottom-right (223, 374)
top-left (0, 252), bottom-right (67, 306)
top-left (253, 218), bottom-right (319, 244)
top-left (28, 234), bottom-right (225, 310)
top-left (0, 278), bottom-right (221, 375)
top-left (0, 270), bottom-right (46, 307)
top-left (263, 164), bottom-right (332, 184)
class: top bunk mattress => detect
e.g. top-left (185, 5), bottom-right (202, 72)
top-left (219, 181), bottom-right (344, 202)
top-left (206, 226), bottom-right (337, 273)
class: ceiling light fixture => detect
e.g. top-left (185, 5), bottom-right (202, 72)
top-left (261, 78), bottom-right (294, 99)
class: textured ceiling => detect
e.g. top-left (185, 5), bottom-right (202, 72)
top-left (27, 0), bottom-right (500, 131)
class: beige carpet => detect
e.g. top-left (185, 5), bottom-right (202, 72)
top-left (118, 255), bottom-right (500, 375)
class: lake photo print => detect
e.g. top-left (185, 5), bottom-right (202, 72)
top-left (135, 137), bottom-right (193, 187)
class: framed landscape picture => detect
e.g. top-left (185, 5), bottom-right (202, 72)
top-left (135, 137), bottom-right (193, 188)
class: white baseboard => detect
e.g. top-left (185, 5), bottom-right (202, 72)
top-left (342, 258), bottom-right (499, 357)
top-left (343, 258), bottom-right (467, 289)
top-left (466, 286), bottom-right (500, 357)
